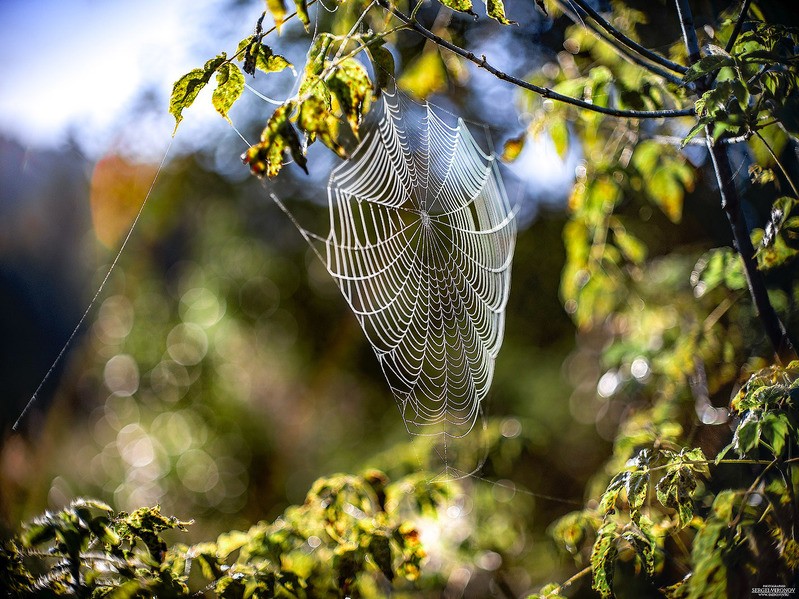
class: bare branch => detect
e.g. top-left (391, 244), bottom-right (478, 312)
top-left (557, 0), bottom-right (688, 75)
top-left (377, 0), bottom-right (695, 119)
top-left (555, 0), bottom-right (689, 88)
top-left (675, 0), bottom-right (701, 63)
top-left (725, 0), bottom-right (753, 53)
top-left (707, 137), bottom-right (797, 362)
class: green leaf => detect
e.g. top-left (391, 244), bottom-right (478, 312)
top-left (486, 0), bottom-right (515, 25)
top-left (684, 54), bottom-right (734, 82)
top-left (647, 168), bottom-right (684, 223)
top-left (169, 54), bottom-right (227, 133)
top-left (656, 467), bottom-right (697, 528)
top-left (690, 247), bottom-right (747, 297)
top-left (681, 120), bottom-right (707, 147)
top-left (437, 0), bottom-right (477, 17)
top-left (266, 0), bottom-right (288, 29)
top-left (755, 196), bottom-right (799, 269)
top-left (365, 42), bottom-right (395, 97)
top-left (550, 510), bottom-right (598, 555)
top-left (621, 520), bottom-right (655, 576)
top-left (599, 473), bottom-right (627, 515)
top-left (237, 38), bottom-right (292, 77)
top-left (327, 58), bottom-right (373, 137)
top-left (549, 120), bottom-right (569, 159)
top-left (759, 411), bottom-right (790, 457)
top-left (614, 228), bottom-right (647, 265)
top-left (626, 470), bottom-right (649, 521)
top-left (298, 88), bottom-right (347, 157)
top-left (243, 102), bottom-right (308, 178)
top-left (732, 411), bottom-right (761, 456)
top-left (293, 0), bottom-right (310, 31)
top-left (212, 63), bottom-right (245, 123)
top-left (590, 520), bottom-right (618, 599)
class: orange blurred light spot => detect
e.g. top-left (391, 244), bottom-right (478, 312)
top-left (90, 154), bottom-right (157, 248)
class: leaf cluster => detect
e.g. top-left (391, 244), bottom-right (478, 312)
top-left (0, 471), bottom-right (452, 598)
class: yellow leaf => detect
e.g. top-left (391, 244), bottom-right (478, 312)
top-left (501, 133), bottom-right (526, 162)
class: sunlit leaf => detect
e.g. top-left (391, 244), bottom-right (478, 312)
top-left (486, 0), bottom-right (515, 24)
top-left (237, 37), bottom-right (293, 76)
top-left (502, 132), bottom-right (526, 162)
top-left (243, 102), bottom-right (308, 177)
top-left (212, 63), bottom-right (245, 123)
top-left (327, 57), bottom-right (373, 137)
top-left (614, 228), bottom-right (647, 265)
top-left (590, 520), bottom-right (618, 599)
top-left (265, 0), bottom-right (288, 29)
top-left (169, 54), bottom-right (226, 133)
top-left (293, 0), bottom-right (310, 31)
top-left (656, 467), bottom-right (697, 528)
top-left (549, 120), bottom-right (569, 159)
top-left (684, 54), bottom-right (734, 82)
top-left (437, 0), bottom-right (477, 16)
top-left (647, 168), bottom-right (684, 223)
top-left (690, 247), bottom-right (746, 297)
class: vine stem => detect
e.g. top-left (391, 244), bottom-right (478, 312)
top-left (376, 0), bottom-right (694, 119)
top-left (673, 0), bottom-right (797, 362)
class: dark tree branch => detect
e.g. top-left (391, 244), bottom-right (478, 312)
top-left (555, 0), bottom-right (690, 88)
top-left (556, 0), bottom-right (688, 75)
top-left (725, 0), bottom-right (753, 53)
top-left (673, 0), bottom-right (796, 361)
top-left (675, 0), bottom-right (702, 64)
top-left (707, 141), bottom-right (797, 362)
top-left (379, 0), bottom-right (695, 119)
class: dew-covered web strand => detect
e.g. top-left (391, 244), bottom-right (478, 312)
top-left (12, 139), bottom-right (175, 431)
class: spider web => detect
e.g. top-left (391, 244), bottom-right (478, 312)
top-left (273, 89), bottom-right (517, 443)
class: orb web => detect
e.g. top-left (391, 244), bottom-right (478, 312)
top-left (319, 90), bottom-right (517, 439)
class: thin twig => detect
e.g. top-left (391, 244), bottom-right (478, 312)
top-left (754, 129), bottom-right (799, 198)
top-left (725, 0), bottom-right (753, 53)
top-left (537, 565), bottom-right (593, 597)
top-left (377, 0), bottom-right (695, 119)
top-left (555, 0), bottom-right (689, 88)
top-left (556, 0), bottom-right (688, 74)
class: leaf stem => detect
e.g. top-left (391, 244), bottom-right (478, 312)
top-left (377, 0), bottom-right (694, 119)
top-left (555, 0), bottom-right (688, 75)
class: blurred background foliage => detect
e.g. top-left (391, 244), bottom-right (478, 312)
top-left (1, 0), bottom-right (798, 597)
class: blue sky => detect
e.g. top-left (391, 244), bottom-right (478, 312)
top-left (0, 0), bottom-right (241, 155)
